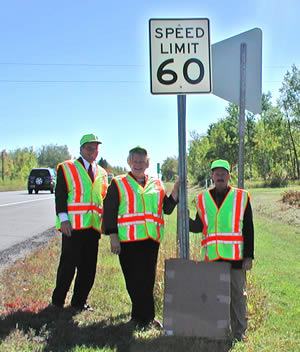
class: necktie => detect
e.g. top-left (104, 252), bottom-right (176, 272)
top-left (88, 164), bottom-right (94, 182)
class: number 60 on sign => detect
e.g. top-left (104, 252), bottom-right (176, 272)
top-left (149, 18), bottom-right (211, 95)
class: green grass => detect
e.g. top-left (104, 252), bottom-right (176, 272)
top-left (232, 190), bottom-right (300, 352)
top-left (0, 186), bottom-right (299, 351)
top-left (233, 218), bottom-right (300, 351)
top-left (249, 217), bottom-right (299, 349)
top-left (0, 178), bottom-right (26, 192)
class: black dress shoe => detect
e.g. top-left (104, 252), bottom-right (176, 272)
top-left (82, 304), bottom-right (94, 311)
top-left (131, 318), bottom-right (163, 330)
top-left (151, 318), bottom-right (163, 329)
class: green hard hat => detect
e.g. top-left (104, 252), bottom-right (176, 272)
top-left (80, 133), bottom-right (102, 147)
top-left (129, 145), bottom-right (148, 155)
top-left (210, 159), bottom-right (230, 172)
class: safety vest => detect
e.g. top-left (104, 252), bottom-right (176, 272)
top-left (56, 159), bottom-right (108, 233)
top-left (194, 186), bottom-right (249, 261)
top-left (114, 173), bottom-right (165, 242)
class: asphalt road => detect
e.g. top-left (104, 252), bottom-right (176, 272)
top-left (0, 190), bottom-right (58, 271)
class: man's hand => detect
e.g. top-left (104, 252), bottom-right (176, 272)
top-left (171, 177), bottom-right (180, 202)
top-left (60, 220), bottom-right (72, 237)
top-left (243, 257), bottom-right (253, 271)
top-left (110, 233), bottom-right (121, 255)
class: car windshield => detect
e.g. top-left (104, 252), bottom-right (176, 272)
top-left (30, 169), bottom-right (50, 177)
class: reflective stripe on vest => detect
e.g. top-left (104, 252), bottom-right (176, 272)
top-left (194, 187), bottom-right (249, 261)
top-left (114, 174), bottom-right (165, 242)
top-left (56, 159), bottom-right (108, 232)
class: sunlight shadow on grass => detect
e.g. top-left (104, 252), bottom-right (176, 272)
top-left (0, 305), bottom-right (233, 352)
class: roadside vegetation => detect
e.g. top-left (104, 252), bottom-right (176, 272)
top-left (0, 147), bottom-right (127, 192)
top-left (0, 185), bottom-right (299, 351)
top-left (0, 145), bottom-right (71, 184)
top-left (0, 178), bottom-right (27, 192)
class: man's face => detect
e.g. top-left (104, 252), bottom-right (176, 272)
top-left (80, 142), bottom-right (99, 163)
top-left (128, 153), bottom-right (149, 179)
top-left (211, 167), bottom-right (230, 191)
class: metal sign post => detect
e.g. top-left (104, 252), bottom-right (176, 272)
top-left (177, 95), bottom-right (189, 259)
top-left (238, 43), bottom-right (247, 189)
top-left (149, 18), bottom-right (211, 259)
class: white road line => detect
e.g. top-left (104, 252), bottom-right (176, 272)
top-left (0, 197), bottom-right (54, 207)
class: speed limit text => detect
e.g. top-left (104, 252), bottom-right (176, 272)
top-left (154, 26), bottom-right (206, 54)
top-left (154, 27), bottom-right (205, 39)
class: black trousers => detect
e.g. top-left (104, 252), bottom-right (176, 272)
top-left (52, 228), bottom-right (99, 307)
top-left (119, 239), bottom-right (160, 325)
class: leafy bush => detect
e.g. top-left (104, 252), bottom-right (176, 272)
top-left (268, 177), bottom-right (289, 188)
top-left (281, 190), bottom-right (300, 206)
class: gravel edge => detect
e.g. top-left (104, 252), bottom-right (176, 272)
top-left (0, 227), bottom-right (58, 273)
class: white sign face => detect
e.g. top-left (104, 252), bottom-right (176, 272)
top-left (149, 18), bottom-right (211, 94)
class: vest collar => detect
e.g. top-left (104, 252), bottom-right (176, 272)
top-left (128, 172), bottom-right (148, 186)
top-left (79, 156), bottom-right (97, 174)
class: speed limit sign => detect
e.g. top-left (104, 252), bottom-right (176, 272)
top-left (149, 18), bottom-right (211, 94)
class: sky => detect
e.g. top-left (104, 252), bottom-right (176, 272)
top-left (0, 0), bottom-right (299, 176)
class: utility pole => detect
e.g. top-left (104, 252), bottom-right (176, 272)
top-left (1, 150), bottom-right (5, 181)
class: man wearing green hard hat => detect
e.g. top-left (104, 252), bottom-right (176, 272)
top-left (51, 133), bottom-right (108, 312)
top-left (103, 145), bottom-right (180, 329)
top-left (189, 159), bottom-right (254, 341)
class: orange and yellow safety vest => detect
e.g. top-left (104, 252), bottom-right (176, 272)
top-left (56, 159), bottom-right (108, 233)
top-left (114, 173), bottom-right (165, 242)
top-left (194, 186), bottom-right (249, 261)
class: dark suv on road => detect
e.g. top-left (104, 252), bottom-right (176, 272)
top-left (27, 168), bottom-right (56, 194)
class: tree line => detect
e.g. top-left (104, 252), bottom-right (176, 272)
top-left (0, 145), bottom-right (72, 181)
top-left (0, 144), bottom-right (126, 182)
top-left (161, 64), bottom-right (300, 187)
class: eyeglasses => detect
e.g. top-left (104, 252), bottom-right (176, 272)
top-left (213, 172), bottom-right (228, 177)
top-left (83, 146), bottom-right (98, 152)
top-left (131, 159), bottom-right (147, 165)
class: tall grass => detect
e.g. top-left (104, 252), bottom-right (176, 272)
top-left (0, 178), bottom-right (26, 191)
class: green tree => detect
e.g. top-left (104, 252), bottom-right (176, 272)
top-left (245, 112), bottom-right (257, 179)
top-left (98, 158), bottom-right (127, 176)
top-left (98, 157), bottom-right (108, 169)
top-left (161, 156), bottom-right (178, 181)
top-left (38, 144), bottom-right (71, 169)
top-left (99, 157), bottom-right (128, 176)
top-left (7, 147), bottom-right (38, 180)
top-left (277, 64), bottom-right (300, 179)
top-left (206, 103), bottom-right (239, 170)
top-left (187, 131), bottom-right (210, 185)
top-left (110, 165), bottom-right (127, 176)
top-left (110, 166), bottom-right (128, 175)
top-left (253, 93), bottom-right (289, 181)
